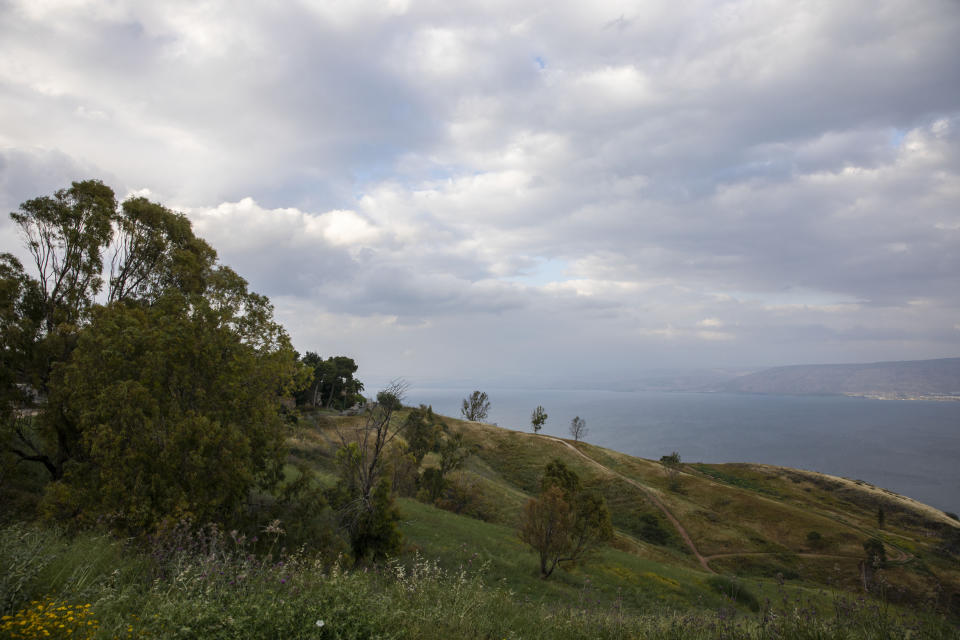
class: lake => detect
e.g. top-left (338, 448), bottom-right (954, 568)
top-left (403, 387), bottom-right (960, 514)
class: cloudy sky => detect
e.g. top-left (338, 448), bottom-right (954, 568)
top-left (2, 0), bottom-right (959, 388)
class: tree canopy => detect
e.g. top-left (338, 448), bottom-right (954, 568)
top-left (10, 180), bottom-right (116, 335)
top-left (519, 459), bottom-right (613, 578)
top-left (296, 352), bottom-right (364, 410)
top-left (660, 451), bottom-right (682, 491)
top-left (460, 390), bottom-right (490, 422)
top-left (2, 180), bottom-right (303, 534)
top-left (569, 416), bottom-right (587, 442)
top-left (531, 405), bottom-right (547, 434)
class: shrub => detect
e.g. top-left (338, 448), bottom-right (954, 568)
top-left (863, 538), bottom-right (887, 568)
top-left (0, 525), bottom-right (59, 614)
top-left (706, 575), bottom-right (760, 612)
top-left (638, 512), bottom-right (671, 546)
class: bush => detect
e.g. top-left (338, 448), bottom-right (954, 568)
top-left (638, 512), bottom-right (671, 546)
top-left (434, 472), bottom-right (492, 521)
top-left (0, 524), bottom-right (59, 614)
top-left (863, 538), bottom-right (887, 568)
top-left (706, 575), bottom-right (760, 612)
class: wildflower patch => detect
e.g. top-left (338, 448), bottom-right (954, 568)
top-left (0, 598), bottom-right (99, 639)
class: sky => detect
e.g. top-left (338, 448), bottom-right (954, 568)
top-left (1, 0), bottom-right (959, 389)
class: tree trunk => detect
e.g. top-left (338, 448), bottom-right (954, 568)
top-left (540, 554), bottom-right (559, 579)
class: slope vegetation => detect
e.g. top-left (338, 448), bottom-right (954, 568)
top-left (292, 410), bottom-right (960, 619)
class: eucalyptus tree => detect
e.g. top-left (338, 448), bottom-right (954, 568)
top-left (2, 180), bottom-right (307, 533)
top-left (10, 180), bottom-right (115, 335)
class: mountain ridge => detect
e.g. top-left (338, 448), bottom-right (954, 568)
top-left (714, 357), bottom-right (960, 399)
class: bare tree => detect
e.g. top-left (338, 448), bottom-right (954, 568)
top-left (569, 416), bottom-right (587, 442)
top-left (460, 390), bottom-right (490, 422)
top-left (334, 378), bottom-right (409, 562)
top-left (336, 378), bottom-right (409, 503)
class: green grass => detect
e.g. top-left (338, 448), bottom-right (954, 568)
top-left (5, 408), bottom-right (960, 637)
top-left (3, 522), bottom-right (957, 640)
top-left (323, 411), bottom-right (960, 608)
top-left (398, 497), bottom-right (735, 613)
top-left (692, 464), bottom-right (783, 498)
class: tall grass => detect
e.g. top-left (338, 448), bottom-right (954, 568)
top-left (1, 523), bottom-right (956, 639)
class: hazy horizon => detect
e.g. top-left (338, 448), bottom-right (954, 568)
top-left (2, 1), bottom-right (959, 384)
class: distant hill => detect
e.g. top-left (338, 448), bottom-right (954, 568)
top-left (716, 357), bottom-right (960, 400)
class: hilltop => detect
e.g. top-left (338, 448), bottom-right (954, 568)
top-left (714, 357), bottom-right (960, 400)
top-left (289, 408), bottom-right (960, 621)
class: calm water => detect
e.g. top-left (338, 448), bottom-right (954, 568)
top-left (405, 387), bottom-right (960, 514)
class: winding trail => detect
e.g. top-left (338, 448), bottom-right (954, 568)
top-left (544, 436), bottom-right (715, 573)
top-left (543, 435), bottom-right (914, 574)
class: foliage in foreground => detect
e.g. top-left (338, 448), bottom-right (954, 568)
top-left (1, 598), bottom-right (99, 639)
top-left (1, 523), bottom-right (957, 640)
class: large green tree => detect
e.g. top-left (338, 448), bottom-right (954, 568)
top-left (2, 180), bottom-right (304, 533)
top-left (44, 291), bottom-right (299, 531)
top-left (296, 353), bottom-right (364, 410)
top-left (4, 181), bottom-right (222, 481)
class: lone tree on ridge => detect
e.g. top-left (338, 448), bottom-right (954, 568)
top-left (531, 405), bottom-right (548, 434)
top-left (460, 390), bottom-right (490, 422)
top-left (569, 416), bottom-right (587, 442)
top-left (660, 451), bottom-right (682, 491)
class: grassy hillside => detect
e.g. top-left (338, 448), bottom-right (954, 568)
top-left (3, 406), bottom-right (959, 638)
top-left (290, 408), bottom-right (960, 619)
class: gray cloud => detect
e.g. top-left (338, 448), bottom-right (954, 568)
top-left (1, 0), bottom-right (958, 382)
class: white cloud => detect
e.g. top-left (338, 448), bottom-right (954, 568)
top-left (319, 210), bottom-right (381, 247)
top-left (696, 330), bottom-right (735, 342)
top-left (574, 65), bottom-right (658, 108)
top-left (1, 0), bottom-right (958, 382)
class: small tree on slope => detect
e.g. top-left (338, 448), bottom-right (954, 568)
top-left (519, 459), bottom-right (613, 578)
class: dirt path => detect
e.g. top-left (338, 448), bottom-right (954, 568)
top-left (544, 436), bottom-right (914, 574)
top-left (544, 436), bottom-right (715, 573)
top-left (706, 551), bottom-right (854, 562)
top-left (705, 546), bottom-right (910, 566)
